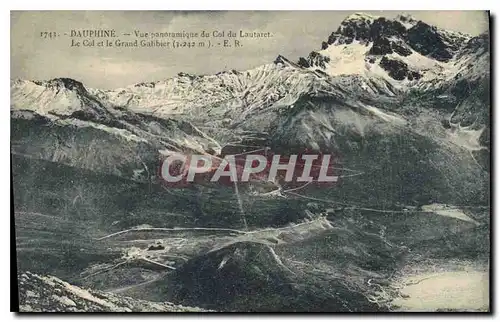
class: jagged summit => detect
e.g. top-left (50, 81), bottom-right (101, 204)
top-left (11, 12), bottom-right (488, 121)
top-left (46, 77), bottom-right (88, 93)
top-left (273, 54), bottom-right (300, 68)
top-left (458, 31), bottom-right (489, 58)
top-left (316, 12), bottom-right (470, 56)
top-left (296, 12), bottom-right (480, 85)
top-left (395, 13), bottom-right (418, 28)
top-left (330, 13), bottom-right (411, 45)
top-left (11, 77), bottom-right (112, 119)
top-left (274, 54), bottom-right (289, 64)
top-left (342, 12), bottom-right (380, 24)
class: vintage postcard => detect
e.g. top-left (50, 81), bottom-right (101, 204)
top-left (11, 10), bottom-right (490, 312)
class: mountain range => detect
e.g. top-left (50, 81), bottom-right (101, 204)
top-left (12, 12), bottom-right (490, 312)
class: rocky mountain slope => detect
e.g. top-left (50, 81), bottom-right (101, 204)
top-left (17, 271), bottom-right (210, 312)
top-left (12, 12), bottom-right (490, 312)
top-left (298, 13), bottom-right (485, 90)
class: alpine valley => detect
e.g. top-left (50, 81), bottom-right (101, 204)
top-left (12, 13), bottom-right (490, 312)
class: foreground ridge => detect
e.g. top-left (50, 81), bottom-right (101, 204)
top-left (17, 271), bottom-right (211, 312)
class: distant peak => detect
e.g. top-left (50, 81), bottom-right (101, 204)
top-left (341, 12), bottom-right (379, 24)
top-left (396, 14), bottom-right (418, 28)
top-left (274, 55), bottom-right (292, 65)
top-left (396, 13), bottom-right (417, 23)
top-left (47, 78), bottom-right (87, 92)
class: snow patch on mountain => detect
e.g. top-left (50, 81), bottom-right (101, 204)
top-left (446, 125), bottom-right (486, 152)
top-left (362, 104), bottom-right (406, 124)
top-left (316, 40), bottom-right (370, 77)
top-left (11, 79), bottom-right (87, 115)
top-left (421, 204), bottom-right (480, 225)
top-left (56, 118), bottom-right (149, 143)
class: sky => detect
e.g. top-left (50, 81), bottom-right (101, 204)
top-left (11, 11), bottom-right (489, 89)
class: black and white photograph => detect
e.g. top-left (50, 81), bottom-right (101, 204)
top-left (10, 10), bottom-right (491, 313)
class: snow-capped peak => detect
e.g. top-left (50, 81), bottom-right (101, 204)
top-left (11, 78), bottom-right (111, 119)
top-left (274, 54), bottom-right (300, 68)
top-left (296, 12), bottom-right (484, 90)
top-left (11, 12), bottom-right (488, 129)
top-left (342, 12), bottom-right (379, 24)
top-left (395, 13), bottom-right (418, 29)
top-left (45, 77), bottom-right (88, 93)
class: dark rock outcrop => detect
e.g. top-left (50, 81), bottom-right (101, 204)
top-left (379, 57), bottom-right (422, 81)
top-left (406, 21), bottom-right (465, 62)
top-left (299, 13), bottom-right (470, 72)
